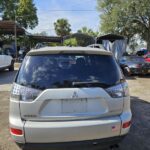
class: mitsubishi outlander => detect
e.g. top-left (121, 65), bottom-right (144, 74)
top-left (9, 47), bottom-right (132, 150)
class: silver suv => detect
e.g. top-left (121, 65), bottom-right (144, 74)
top-left (9, 47), bottom-right (132, 150)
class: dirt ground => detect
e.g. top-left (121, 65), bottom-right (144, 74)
top-left (0, 69), bottom-right (150, 150)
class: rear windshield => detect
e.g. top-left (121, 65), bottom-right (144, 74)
top-left (16, 54), bottom-right (122, 89)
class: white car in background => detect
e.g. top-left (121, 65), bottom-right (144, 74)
top-left (0, 52), bottom-right (14, 71)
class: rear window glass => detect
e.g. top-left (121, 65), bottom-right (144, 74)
top-left (16, 54), bottom-right (122, 89)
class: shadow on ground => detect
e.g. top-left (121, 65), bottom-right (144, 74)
top-left (126, 74), bottom-right (150, 80)
top-left (138, 74), bottom-right (150, 79)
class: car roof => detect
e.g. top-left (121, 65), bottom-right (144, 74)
top-left (27, 46), bottom-right (112, 56)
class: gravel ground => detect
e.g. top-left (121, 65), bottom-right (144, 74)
top-left (0, 69), bottom-right (150, 150)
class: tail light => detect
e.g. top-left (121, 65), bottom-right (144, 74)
top-left (122, 121), bottom-right (131, 128)
top-left (11, 83), bottom-right (42, 102)
top-left (106, 82), bottom-right (129, 98)
top-left (10, 128), bottom-right (23, 135)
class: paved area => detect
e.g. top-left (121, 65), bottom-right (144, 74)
top-left (0, 69), bottom-right (150, 150)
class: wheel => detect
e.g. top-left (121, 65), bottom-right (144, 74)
top-left (9, 61), bottom-right (14, 71)
top-left (123, 66), bottom-right (131, 76)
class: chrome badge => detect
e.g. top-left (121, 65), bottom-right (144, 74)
top-left (72, 91), bottom-right (78, 98)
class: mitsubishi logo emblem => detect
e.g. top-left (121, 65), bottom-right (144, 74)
top-left (72, 91), bottom-right (78, 98)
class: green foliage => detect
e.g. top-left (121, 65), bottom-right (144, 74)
top-left (63, 38), bottom-right (78, 46)
top-left (0, 0), bottom-right (38, 29)
top-left (65, 33), bottom-right (95, 47)
top-left (77, 26), bottom-right (99, 37)
top-left (17, 0), bottom-right (38, 29)
top-left (1, 0), bottom-right (18, 19)
top-left (48, 42), bottom-right (62, 47)
top-left (54, 18), bottom-right (71, 37)
top-left (97, 0), bottom-right (150, 50)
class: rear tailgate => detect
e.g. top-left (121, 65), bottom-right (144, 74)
top-left (20, 88), bottom-right (123, 121)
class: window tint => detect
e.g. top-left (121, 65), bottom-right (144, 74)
top-left (16, 54), bottom-right (122, 90)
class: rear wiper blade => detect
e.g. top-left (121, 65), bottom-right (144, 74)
top-left (72, 81), bottom-right (110, 88)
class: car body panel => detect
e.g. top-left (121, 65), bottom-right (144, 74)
top-left (9, 99), bottom-right (25, 143)
top-left (0, 55), bottom-right (4, 67)
top-left (28, 46), bottom-right (112, 56)
top-left (0, 54), bottom-right (12, 69)
top-left (19, 88), bottom-right (123, 121)
top-left (119, 56), bottom-right (147, 75)
top-left (24, 117), bottom-right (121, 143)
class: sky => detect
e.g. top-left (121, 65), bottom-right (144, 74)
top-left (28, 0), bottom-right (100, 35)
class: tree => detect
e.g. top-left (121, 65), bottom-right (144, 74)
top-left (97, 0), bottom-right (150, 50)
top-left (1, 0), bottom-right (18, 19)
top-left (64, 33), bottom-right (95, 47)
top-left (17, 0), bottom-right (38, 29)
top-left (54, 18), bottom-right (71, 37)
top-left (77, 26), bottom-right (99, 37)
top-left (63, 38), bottom-right (78, 46)
top-left (1, 0), bottom-right (38, 29)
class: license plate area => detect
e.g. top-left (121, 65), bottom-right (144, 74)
top-left (39, 98), bottom-right (109, 120)
top-left (62, 99), bottom-right (87, 113)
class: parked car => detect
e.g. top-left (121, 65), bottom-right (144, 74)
top-left (0, 50), bottom-right (14, 71)
top-left (119, 56), bottom-right (149, 75)
top-left (9, 47), bottom-right (131, 150)
top-left (18, 47), bottom-right (28, 62)
top-left (136, 48), bottom-right (148, 56)
top-left (3, 47), bottom-right (16, 58)
top-left (144, 52), bottom-right (150, 63)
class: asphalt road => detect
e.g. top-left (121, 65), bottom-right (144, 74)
top-left (0, 69), bottom-right (150, 150)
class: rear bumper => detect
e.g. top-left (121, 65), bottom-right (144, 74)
top-left (18, 136), bottom-right (125, 150)
top-left (24, 117), bottom-right (122, 143)
top-left (10, 111), bottom-right (132, 144)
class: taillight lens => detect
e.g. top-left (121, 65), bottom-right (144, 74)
top-left (106, 82), bottom-right (129, 98)
top-left (11, 83), bottom-right (42, 102)
top-left (122, 121), bottom-right (131, 128)
top-left (10, 128), bottom-right (23, 135)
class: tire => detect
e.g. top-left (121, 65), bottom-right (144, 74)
top-left (123, 66), bottom-right (131, 76)
top-left (9, 61), bottom-right (14, 71)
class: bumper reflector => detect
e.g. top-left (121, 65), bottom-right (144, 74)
top-left (122, 121), bottom-right (131, 128)
top-left (10, 128), bottom-right (23, 135)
